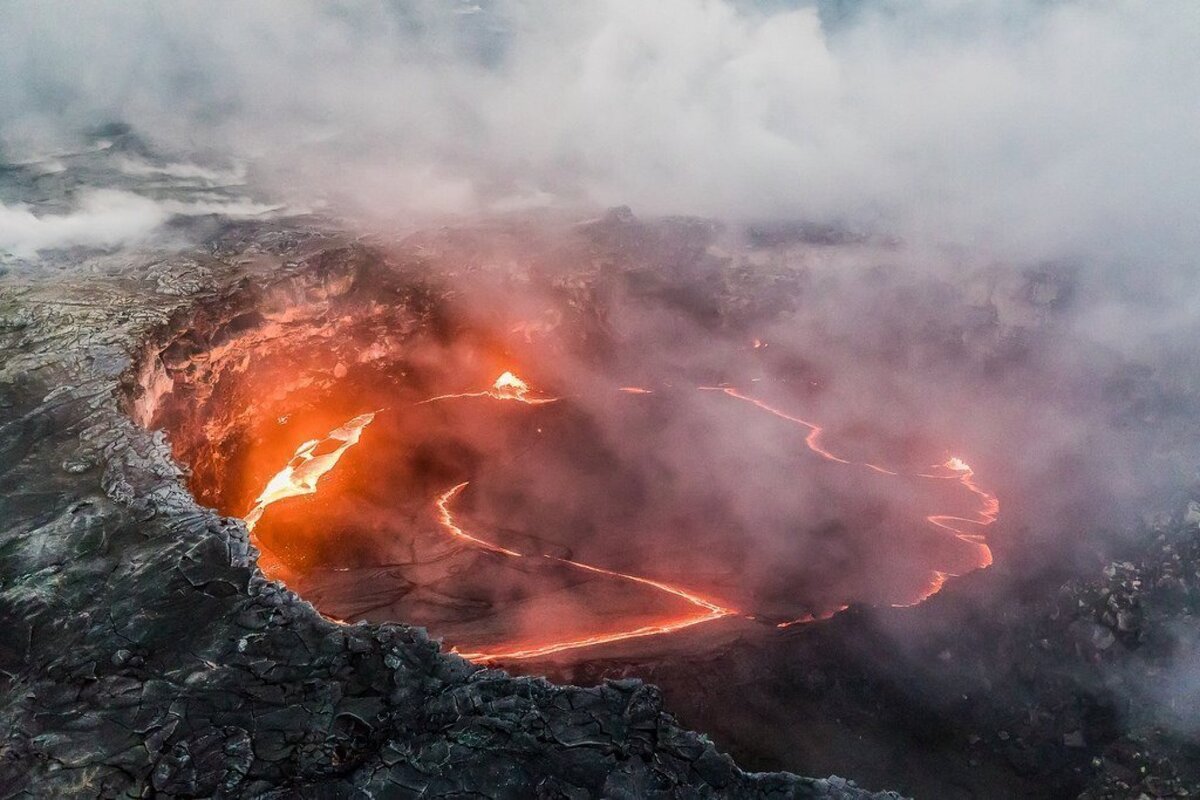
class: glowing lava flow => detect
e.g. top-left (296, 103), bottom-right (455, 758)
top-left (775, 605), bottom-right (849, 629)
top-left (434, 482), bottom-right (522, 557)
top-left (699, 386), bottom-right (849, 464)
top-left (892, 456), bottom-right (1000, 606)
top-left (245, 412), bottom-right (375, 533)
top-left (421, 374), bottom-right (734, 661)
top-left (436, 483), bottom-right (733, 663)
top-left (700, 386), bottom-right (998, 619)
top-left (418, 370), bottom-right (558, 405)
top-left (922, 457), bottom-right (999, 559)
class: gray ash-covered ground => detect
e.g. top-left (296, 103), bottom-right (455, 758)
top-left (3, 142), bottom-right (1200, 799)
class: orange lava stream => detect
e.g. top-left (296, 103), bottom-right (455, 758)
top-left (434, 482), bottom-right (522, 557)
top-left (438, 483), bottom-right (734, 663)
top-left (702, 386), bottom-right (999, 614)
top-left (423, 374), bottom-right (734, 662)
top-left (418, 370), bottom-right (558, 405)
top-left (776, 605), bottom-right (849, 629)
top-left (699, 386), bottom-right (850, 464)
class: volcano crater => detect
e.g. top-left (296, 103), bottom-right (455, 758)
top-left (129, 241), bottom-right (997, 668)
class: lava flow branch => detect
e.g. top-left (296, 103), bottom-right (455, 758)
top-left (700, 385), bottom-right (999, 618)
top-left (416, 370), bottom-right (559, 405)
top-left (245, 372), bottom-right (998, 662)
top-left (433, 483), bottom-right (733, 661)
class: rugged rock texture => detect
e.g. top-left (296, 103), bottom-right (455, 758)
top-left (0, 222), bottom-right (899, 798)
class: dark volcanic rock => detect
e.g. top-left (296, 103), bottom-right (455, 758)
top-left (0, 222), bottom-right (899, 798)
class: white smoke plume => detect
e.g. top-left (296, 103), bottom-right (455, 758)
top-left (1, 1), bottom-right (1197, 272)
top-left (0, 190), bottom-right (167, 256)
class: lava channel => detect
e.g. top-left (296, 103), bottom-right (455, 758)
top-left (700, 385), bottom-right (998, 621)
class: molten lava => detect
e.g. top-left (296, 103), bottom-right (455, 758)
top-left (245, 412), bottom-right (375, 533)
top-left (434, 482), bottom-right (522, 558)
top-left (422, 373), bottom-right (733, 661)
top-left (418, 370), bottom-right (558, 405)
top-left (436, 482), bottom-right (733, 662)
top-left (245, 372), bottom-right (999, 663)
top-left (699, 386), bottom-right (850, 464)
top-left (702, 385), bottom-right (998, 618)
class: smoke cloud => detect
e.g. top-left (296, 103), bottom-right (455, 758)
top-left (2, 1), bottom-right (1197, 272)
top-left (0, 190), bottom-right (167, 256)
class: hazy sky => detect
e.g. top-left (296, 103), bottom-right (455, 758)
top-left (1, 0), bottom-right (1197, 270)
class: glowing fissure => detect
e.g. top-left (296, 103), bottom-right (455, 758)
top-left (434, 482), bottom-right (522, 558)
top-left (775, 605), bottom-right (849, 629)
top-left (245, 372), bottom-right (998, 662)
top-left (423, 377), bottom-right (734, 662)
top-left (698, 386), bottom-right (850, 464)
top-left (417, 370), bottom-right (558, 405)
top-left (702, 386), bottom-right (999, 617)
top-left (440, 484), bottom-right (733, 663)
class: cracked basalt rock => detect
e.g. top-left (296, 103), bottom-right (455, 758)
top-left (0, 219), bottom-right (902, 799)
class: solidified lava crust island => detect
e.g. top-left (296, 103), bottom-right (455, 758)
top-left (0, 216), bottom-right (907, 798)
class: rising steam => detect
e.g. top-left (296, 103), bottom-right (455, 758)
top-left (2, 1), bottom-right (1198, 275)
